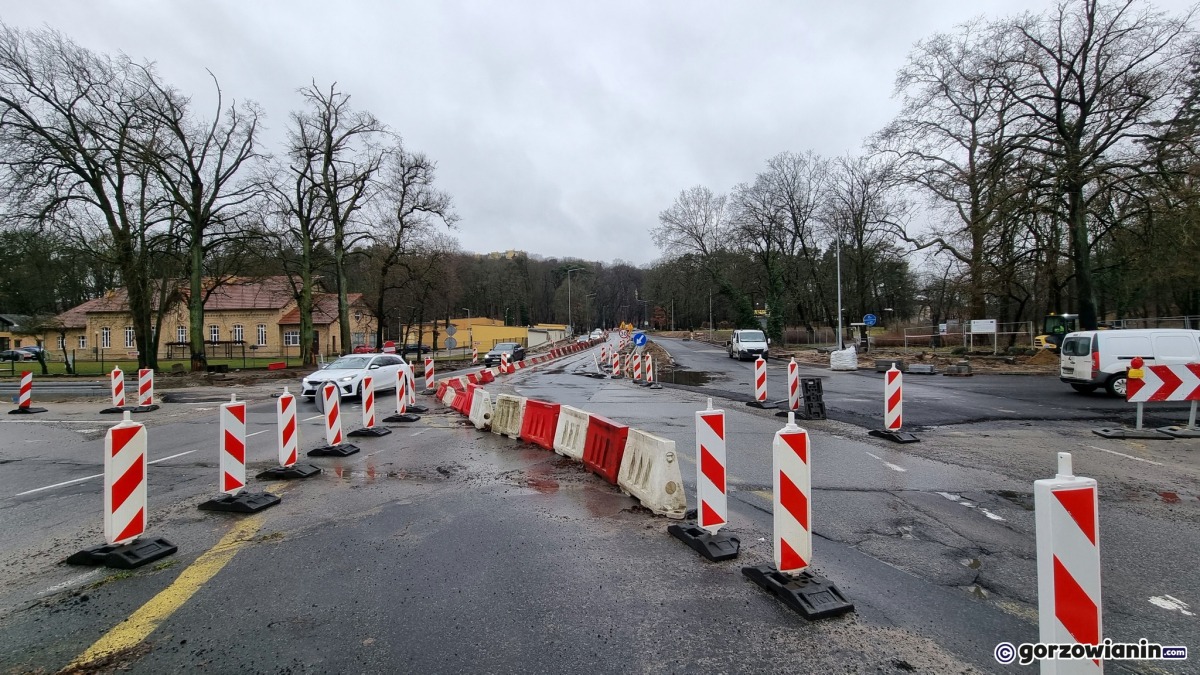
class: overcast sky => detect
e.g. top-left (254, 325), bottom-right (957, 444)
top-left (4, 1), bottom-right (1195, 266)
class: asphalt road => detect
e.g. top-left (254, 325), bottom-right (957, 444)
top-left (0, 336), bottom-right (1196, 673)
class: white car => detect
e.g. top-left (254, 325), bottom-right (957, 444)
top-left (589, 329), bottom-right (604, 340)
top-left (300, 354), bottom-right (406, 400)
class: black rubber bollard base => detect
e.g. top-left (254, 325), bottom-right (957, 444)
top-left (383, 413), bottom-right (421, 423)
top-left (257, 464), bottom-right (322, 480)
top-left (406, 404), bottom-right (429, 414)
top-left (868, 429), bottom-right (921, 444)
top-left (741, 565), bottom-right (855, 620)
top-left (307, 443), bottom-right (360, 457)
top-left (100, 404), bottom-right (160, 415)
top-left (348, 426), bottom-right (392, 437)
top-left (648, 383), bottom-right (662, 389)
top-left (745, 400), bottom-right (772, 409)
top-left (1159, 426), bottom-right (1200, 439)
top-left (198, 491), bottom-right (282, 513)
top-left (8, 407), bottom-right (48, 415)
top-left (66, 537), bottom-right (177, 569)
top-left (1092, 427), bottom-right (1173, 440)
top-left (668, 524), bottom-right (740, 562)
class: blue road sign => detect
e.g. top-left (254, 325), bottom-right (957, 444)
top-left (633, 332), bottom-right (648, 347)
top-left (863, 314), bottom-right (878, 327)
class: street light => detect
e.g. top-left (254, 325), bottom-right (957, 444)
top-left (566, 267), bottom-right (583, 336)
top-left (462, 307), bottom-right (472, 357)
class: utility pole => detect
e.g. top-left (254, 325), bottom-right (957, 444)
top-left (566, 267), bottom-right (582, 336)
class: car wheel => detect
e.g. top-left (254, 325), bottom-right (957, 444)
top-left (1104, 374), bottom-right (1127, 398)
top-left (1070, 383), bottom-right (1097, 394)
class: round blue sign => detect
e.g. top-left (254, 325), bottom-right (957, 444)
top-left (863, 314), bottom-right (878, 327)
top-left (633, 332), bottom-right (648, 347)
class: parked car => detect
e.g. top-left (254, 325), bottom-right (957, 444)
top-left (399, 343), bottom-right (432, 358)
top-left (727, 329), bottom-right (769, 361)
top-left (17, 345), bottom-right (46, 358)
top-left (483, 342), bottom-right (526, 367)
top-left (0, 349), bottom-right (34, 362)
top-left (1060, 328), bottom-right (1200, 396)
top-left (300, 354), bottom-right (406, 400)
top-left (589, 329), bottom-right (604, 340)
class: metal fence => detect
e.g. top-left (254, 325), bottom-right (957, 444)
top-left (902, 321), bottom-right (1034, 354)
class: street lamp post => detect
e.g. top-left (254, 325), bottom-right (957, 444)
top-left (566, 267), bottom-right (582, 336)
top-left (835, 221), bottom-right (844, 349)
top-left (462, 307), bottom-right (472, 357)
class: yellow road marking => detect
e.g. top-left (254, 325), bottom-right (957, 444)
top-left (65, 484), bottom-right (284, 669)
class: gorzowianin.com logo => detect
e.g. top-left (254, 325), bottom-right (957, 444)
top-left (994, 639), bottom-right (1187, 666)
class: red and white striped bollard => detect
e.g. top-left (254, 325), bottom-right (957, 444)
top-left (885, 365), bottom-right (902, 431)
top-left (105, 411), bottom-right (146, 544)
top-left (110, 367), bottom-right (126, 408)
top-left (323, 382), bottom-right (343, 446)
top-left (697, 399), bottom-right (727, 533)
top-left (10, 371), bottom-right (47, 414)
top-left (472, 346), bottom-right (478, 364)
top-left (137, 368), bottom-right (154, 407)
top-left (773, 413), bottom-right (811, 574)
top-left (278, 387), bottom-right (299, 467)
top-left (752, 357), bottom-right (767, 405)
top-left (632, 352), bottom-right (642, 381)
top-left (788, 358), bottom-right (800, 411)
top-left (424, 357), bottom-right (435, 391)
top-left (1035, 452), bottom-right (1102, 674)
top-left (500, 352), bottom-right (509, 374)
top-left (219, 394), bottom-right (246, 494)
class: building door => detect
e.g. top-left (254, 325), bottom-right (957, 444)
top-left (312, 330), bottom-right (320, 357)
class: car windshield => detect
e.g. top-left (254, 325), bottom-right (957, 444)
top-left (493, 343), bottom-right (518, 352)
top-left (740, 331), bottom-right (766, 342)
top-left (326, 356), bottom-right (372, 370)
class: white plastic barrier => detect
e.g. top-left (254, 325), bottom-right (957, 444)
top-left (491, 394), bottom-right (527, 439)
top-left (441, 388), bottom-right (458, 408)
top-left (469, 389), bottom-right (493, 431)
top-left (829, 345), bottom-right (858, 371)
top-left (552, 405), bottom-right (590, 460)
top-left (617, 429), bottom-right (687, 519)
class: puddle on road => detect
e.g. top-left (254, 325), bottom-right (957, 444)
top-left (665, 370), bottom-right (712, 386)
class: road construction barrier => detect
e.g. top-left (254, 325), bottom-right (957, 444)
top-left (552, 405), bottom-right (589, 460)
top-left (441, 387), bottom-right (458, 408)
top-left (491, 394), bottom-right (527, 439)
top-left (696, 401), bottom-right (728, 533)
top-left (362, 376), bottom-right (378, 428)
top-left (1035, 452), bottom-right (1102, 672)
top-left (218, 394), bottom-right (247, 494)
top-left (472, 346), bottom-right (478, 364)
top-left (773, 414), bottom-right (812, 574)
top-left (469, 388), bottom-right (493, 431)
top-left (10, 371), bottom-right (47, 414)
top-left (787, 358), bottom-right (800, 412)
top-left (1123, 359), bottom-right (1200, 438)
top-left (396, 368), bottom-right (409, 414)
top-left (105, 412), bottom-right (148, 544)
top-left (323, 382), bottom-right (343, 445)
top-left (424, 357), bottom-right (435, 391)
top-left (753, 357), bottom-right (767, 403)
top-left (582, 414), bottom-right (629, 484)
top-left (633, 354), bottom-right (642, 382)
top-left (644, 354), bottom-right (654, 385)
top-left (601, 345), bottom-right (607, 364)
top-left (617, 428), bottom-right (686, 518)
top-left (520, 399), bottom-right (561, 451)
top-left (885, 365), bottom-right (902, 430)
top-left (111, 367), bottom-right (126, 407)
top-left (278, 388), bottom-right (299, 466)
top-left (500, 353), bottom-right (509, 374)
top-left (137, 369), bottom-right (154, 407)
top-left (406, 363), bottom-right (418, 405)
top-left (466, 371), bottom-right (479, 385)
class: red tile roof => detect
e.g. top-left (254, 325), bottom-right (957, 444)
top-left (278, 293), bottom-right (364, 326)
top-left (54, 276), bottom-right (301, 327)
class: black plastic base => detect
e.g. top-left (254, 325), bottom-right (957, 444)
top-left (198, 491), bottom-right (282, 513)
top-left (648, 383), bottom-right (662, 390)
top-left (1159, 426), bottom-right (1200, 439)
top-left (66, 537), bottom-right (177, 569)
top-left (348, 426), bottom-right (392, 437)
top-left (741, 565), bottom-right (855, 620)
top-left (1092, 427), bottom-right (1172, 440)
top-left (100, 404), bottom-right (160, 415)
top-left (422, 389), bottom-right (437, 396)
top-left (8, 406), bottom-right (48, 414)
top-left (383, 413), bottom-right (421, 423)
top-left (308, 443), bottom-right (361, 457)
top-left (668, 524), bottom-right (740, 561)
top-left (868, 429), bottom-right (921, 444)
top-left (746, 400), bottom-right (772, 409)
top-left (406, 404), bottom-right (429, 414)
top-left (775, 407), bottom-right (800, 417)
top-left (257, 464), bottom-right (322, 480)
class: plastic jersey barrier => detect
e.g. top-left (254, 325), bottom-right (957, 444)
top-left (552, 405), bottom-right (590, 460)
top-left (491, 394), bottom-right (527, 439)
top-left (469, 389), bottom-right (493, 431)
top-left (519, 399), bottom-right (561, 451)
top-left (582, 414), bottom-right (630, 484)
top-left (617, 428), bottom-right (687, 518)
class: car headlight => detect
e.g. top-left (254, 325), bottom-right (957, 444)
top-left (338, 375), bottom-right (355, 383)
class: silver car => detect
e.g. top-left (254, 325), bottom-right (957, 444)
top-left (301, 354), bottom-right (406, 400)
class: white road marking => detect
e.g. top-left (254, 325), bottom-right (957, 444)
top-left (0, 420), bottom-right (113, 424)
top-left (1149, 595), bottom-right (1195, 616)
top-left (997, 408), bottom-right (1017, 413)
top-left (38, 570), bottom-right (101, 596)
top-left (410, 430), bottom-right (427, 437)
top-left (864, 451), bottom-right (907, 472)
top-left (1083, 444), bottom-right (1163, 466)
top-left (246, 429), bottom-right (269, 437)
top-left (15, 450), bottom-right (196, 496)
top-left (937, 492), bottom-right (961, 502)
top-left (302, 415), bottom-right (322, 421)
top-left (979, 508), bottom-right (1005, 522)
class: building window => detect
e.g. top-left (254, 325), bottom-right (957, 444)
top-left (283, 330), bottom-right (300, 347)
top-left (78, 335), bottom-right (87, 349)
top-left (101, 327), bottom-right (111, 349)
top-left (256, 324), bottom-right (267, 346)
top-left (209, 324), bottom-right (219, 342)
top-left (57, 335), bottom-right (65, 350)
top-left (232, 324), bottom-right (244, 343)
top-left (352, 332), bottom-right (365, 347)
top-left (177, 326), bottom-right (186, 343)
top-left (124, 326), bottom-right (135, 349)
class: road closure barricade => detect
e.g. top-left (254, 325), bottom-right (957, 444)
top-left (617, 429), bottom-right (686, 519)
top-left (469, 388), bottom-right (493, 431)
top-left (309, 382), bottom-right (359, 457)
top-left (258, 387), bottom-right (321, 480)
top-left (552, 406), bottom-right (590, 460)
top-left (491, 394), bottom-right (527, 439)
top-left (670, 399), bottom-right (740, 561)
top-left (583, 414), bottom-right (629, 484)
top-left (199, 394), bottom-right (281, 513)
top-left (519, 399), bottom-right (561, 451)
top-left (868, 365), bottom-right (918, 443)
top-left (9, 371), bottom-right (47, 415)
top-left (1095, 358), bottom-right (1200, 439)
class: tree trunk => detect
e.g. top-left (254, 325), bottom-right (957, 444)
top-left (188, 229), bottom-right (207, 372)
top-left (1067, 184), bottom-right (1099, 330)
top-left (334, 236), bottom-right (351, 354)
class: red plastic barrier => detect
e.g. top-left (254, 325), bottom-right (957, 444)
top-left (479, 369), bottom-right (495, 384)
top-left (519, 399), bottom-right (560, 450)
top-left (267, 362), bottom-right (287, 371)
top-left (582, 414), bottom-right (629, 484)
top-left (435, 380), bottom-right (450, 400)
top-left (466, 372), bottom-right (479, 385)
top-left (454, 384), bottom-right (478, 416)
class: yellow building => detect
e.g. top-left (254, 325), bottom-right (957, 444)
top-left (46, 277), bottom-right (376, 360)
top-left (0, 314), bottom-right (32, 351)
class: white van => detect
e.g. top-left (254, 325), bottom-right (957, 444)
top-left (1060, 328), bottom-right (1200, 396)
top-left (727, 329), bottom-right (770, 361)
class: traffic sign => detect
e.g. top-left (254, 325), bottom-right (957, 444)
top-left (863, 314), bottom-right (877, 327)
top-left (619, 329), bottom-right (630, 339)
top-left (444, 337), bottom-right (457, 350)
top-left (633, 332), bottom-right (648, 347)
top-left (445, 324), bottom-right (457, 336)
top-left (382, 341), bottom-right (396, 353)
